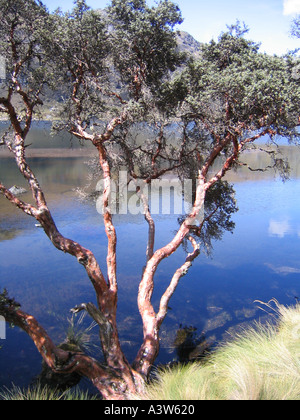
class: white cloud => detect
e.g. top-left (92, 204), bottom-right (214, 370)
top-left (283, 0), bottom-right (300, 15)
top-left (268, 219), bottom-right (292, 238)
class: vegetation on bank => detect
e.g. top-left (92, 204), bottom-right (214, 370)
top-left (139, 301), bottom-right (300, 401)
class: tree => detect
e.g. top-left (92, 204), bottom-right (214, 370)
top-left (0, 2), bottom-right (299, 400)
top-left (173, 24), bottom-right (300, 181)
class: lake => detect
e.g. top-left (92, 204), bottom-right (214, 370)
top-left (0, 124), bottom-right (299, 390)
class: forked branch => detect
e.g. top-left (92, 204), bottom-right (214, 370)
top-left (157, 236), bottom-right (200, 328)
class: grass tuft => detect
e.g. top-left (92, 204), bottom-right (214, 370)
top-left (0, 383), bottom-right (98, 401)
top-left (139, 300), bottom-right (300, 401)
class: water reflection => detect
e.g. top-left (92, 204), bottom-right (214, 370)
top-left (268, 219), bottom-right (292, 238)
top-left (0, 229), bottom-right (23, 242)
top-left (0, 140), bottom-right (300, 389)
top-left (265, 263), bottom-right (300, 276)
top-left (171, 326), bottom-right (212, 363)
top-left (0, 121), bottom-right (94, 151)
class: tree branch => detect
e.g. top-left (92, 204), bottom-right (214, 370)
top-left (205, 137), bottom-right (240, 188)
top-left (0, 182), bottom-right (38, 217)
top-left (0, 290), bottom-right (132, 400)
top-left (136, 183), bottom-right (155, 261)
top-left (97, 143), bottom-right (118, 295)
top-left (133, 175), bottom-right (206, 376)
top-left (0, 136), bottom-right (109, 308)
top-left (157, 236), bottom-right (200, 328)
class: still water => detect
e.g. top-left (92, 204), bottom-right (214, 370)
top-left (0, 128), bottom-right (299, 389)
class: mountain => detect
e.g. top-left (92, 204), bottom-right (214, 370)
top-left (176, 31), bottom-right (202, 57)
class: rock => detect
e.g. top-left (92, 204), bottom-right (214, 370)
top-left (9, 185), bottom-right (27, 196)
top-left (204, 311), bottom-right (232, 332)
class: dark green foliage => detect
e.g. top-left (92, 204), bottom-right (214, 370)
top-left (0, 0), bottom-right (48, 63)
top-left (183, 29), bottom-right (300, 141)
top-left (49, 3), bottom-right (110, 81)
top-left (0, 0), bottom-right (50, 114)
top-left (108, 0), bottom-right (185, 98)
top-left (40, 0), bottom-right (186, 134)
top-left (157, 22), bottom-right (300, 185)
top-left (45, 2), bottom-right (111, 128)
top-left (0, 289), bottom-right (20, 312)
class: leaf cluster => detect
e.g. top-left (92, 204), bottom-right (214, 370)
top-left (0, 0), bottom-right (50, 109)
top-left (162, 23), bottom-right (300, 147)
top-left (108, 0), bottom-right (185, 98)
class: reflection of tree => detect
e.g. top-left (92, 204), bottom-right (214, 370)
top-left (174, 325), bottom-right (212, 363)
top-left (0, 229), bottom-right (22, 242)
top-left (180, 180), bottom-right (238, 256)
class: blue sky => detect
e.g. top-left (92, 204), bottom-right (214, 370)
top-left (42, 0), bottom-right (300, 55)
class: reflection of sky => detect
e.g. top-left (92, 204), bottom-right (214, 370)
top-left (265, 263), bottom-right (300, 276)
top-left (268, 218), bottom-right (300, 239)
top-left (195, 178), bottom-right (300, 277)
top-left (268, 219), bottom-right (292, 238)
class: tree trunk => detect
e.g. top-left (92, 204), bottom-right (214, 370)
top-left (0, 291), bottom-right (144, 400)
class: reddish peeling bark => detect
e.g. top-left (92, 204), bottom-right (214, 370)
top-left (132, 137), bottom-right (246, 376)
top-left (97, 143), bottom-right (118, 295)
top-left (133, 176), bottom-right (207, 375)
top-left (0, 299), bottom-right (143, 400)
top-left (157, 237), bottom-right (200, 328)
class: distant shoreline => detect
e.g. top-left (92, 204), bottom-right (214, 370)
top-left (0, 144), bottom-right (298, 159)
top-left (0, 148), bottom-right (95, 158)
